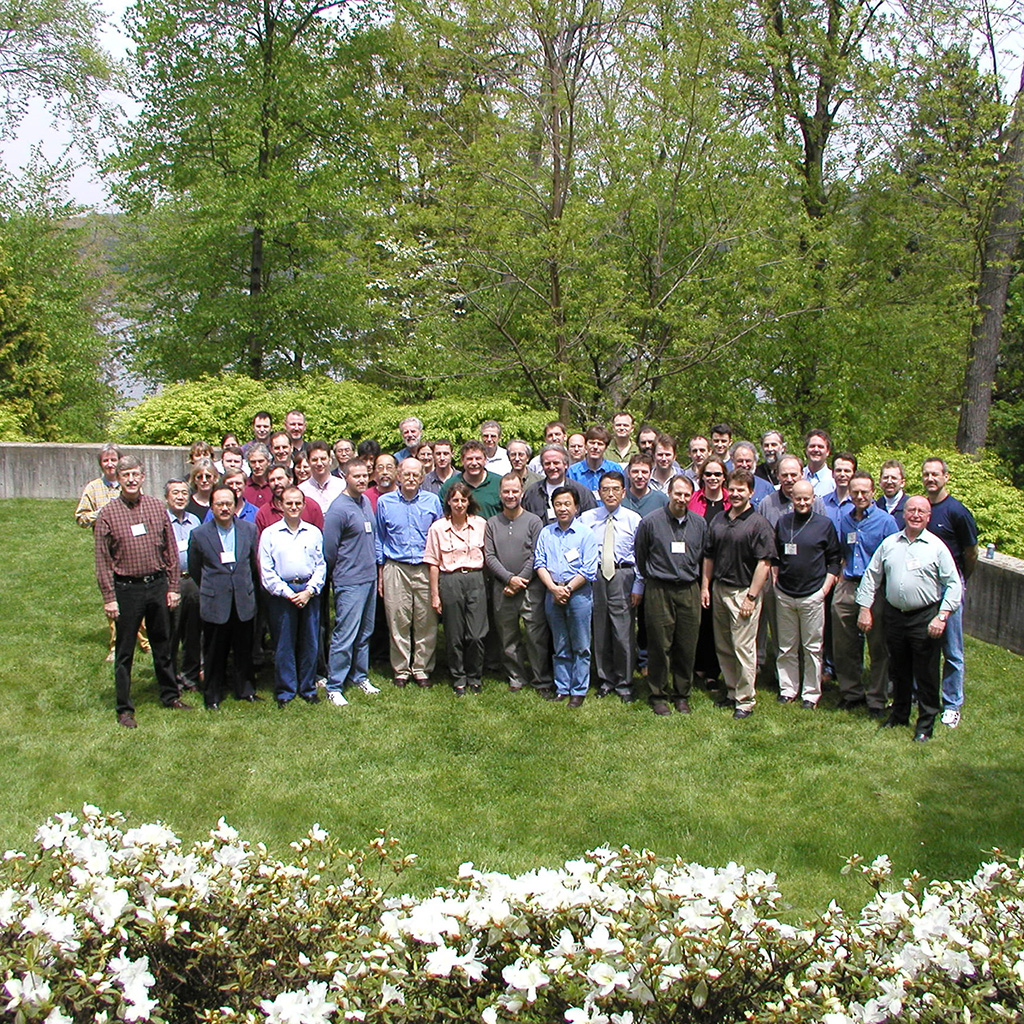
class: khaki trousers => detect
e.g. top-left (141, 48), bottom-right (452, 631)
top-left (382, 560), bottom-right (437, 680)
top-left (775, 586), bottom-right (825, 703)
top-left (831, 576), bottom-right (889, 709)
top-left (713, 584), bottom-right (761, 710)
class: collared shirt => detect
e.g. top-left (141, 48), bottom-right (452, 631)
top-left (167, 509), bottom-right (201, 573)
top-left (75, 475), bottom-right (120, 528)
top-left (608, 440), bottom-right (639, 465)
top-left (255, 499), bottom-right (324, 539)
top-left (299, 474), bottom-right (346, 513)
top-left (706, 505), bottom-right (776, 589)
top-left (485, 447), bottom-right (512, 476)
top-left (648, 462), bottom-right (684, 493)
top-left (534, 518), bottom-right (598, 584)
top-left (216, 522), bottom-right (237, 563)
top-left (876, 492), bottom-right (907, 530)
top-left (566, 458), bottom-right (622, 495)
top-left (95, 493), bottom-right (181, 603)
top-left (421, 468), bottom-right (456, 496)
top-left (521, 477), bottom-right (598, 522)
top-left (857, 529), bottom-right (963, 614)
top-left (440, 471), bottom-right (503, 518)
top-left (259, 519), bottom-right (326, 598)
top-left (376, 488), bottom-right (443, 564)
top-left (635, 506), bottom-right (708, 586)
top-left (622, 487), bottom-right (668, 517)
top-left (579, 504), bottom-right (643, 593)
top-left (823, 489), bottom-right (853, 532)
top-left (203, 501), bottom-right (259, 525)
top-left (484, 509), bottom-right (544, 584)
top-left (323, 491), bottom-right (377, 585)
top-left (837, 504), bottom-right (899, 578)
top-left (424, 515), bottom-right (488, 573)
top-left (804, 465), bottom-right (835, 497)
top-left (750, 474), bottom-right (775, 510)
top-left (243, 481), bottom-right (273, 508)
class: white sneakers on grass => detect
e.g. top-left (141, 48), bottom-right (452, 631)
top-left (327, 691), bottom-right (349, 707)
top-left (940, 708), bottom-right (961, 729)
top-left (355, 679), bottom-right (380, 694)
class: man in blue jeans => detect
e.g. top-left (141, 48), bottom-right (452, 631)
top-left (323, 459), bottom-right (382, 706)
top-left (922, 458), bottom-right (978, 730)
top-left (534, 487), bottom-right (598, 707)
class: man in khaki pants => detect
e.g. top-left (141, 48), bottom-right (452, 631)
top-left (701, 470), bottom-right (776, 719)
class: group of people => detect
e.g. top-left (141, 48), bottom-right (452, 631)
top-left (79, 409), bottom-right (977, 741)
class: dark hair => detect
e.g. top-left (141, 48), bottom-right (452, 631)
top-left (221, 445), bottom-right (244, 459)
top-left (726, 468), bottom-right (755, 489)
top-left (832, 451), bottom-right (858, 471)
top-left (210, 485), bottom-right (236, 505)
top-left (444, 480), bottom-right (480, 517)
top-left (804, 428), bottom-right (832, 450)
top-left (429, 438), bottom-right (453, 450)
top-left (220, 433), bottom-right (239, 448)
top-left (627, 453), bottom-right (654, 468)
top-left (711, 423), bottom-right (732, 436)
top-left (598, 470), bottom-right (626, 489)
top-left (549, 485), bottom-right (578, 509)
top-left (253, 411), bottom-right (272, 424)
top-left (270, 430), bottom-right (291, 446)
top-left (308, 440), bottom-right (331, 456)
top-left (700, 458), bottom-right (728, 484)
top-left (655, 432), bottom-right (676, 451)
top-left (341, 458), bottom-right (369, 478)
top-left (584, 425), bottom-right (611, 444)
top-left (461, 439), bottom-right (486, 457)
top-left (268, 462), bottom-right (294, 481)
top-left (850, 471), bottom-right (875, 488)
top-left (357, 439), bottom-right (381, 460)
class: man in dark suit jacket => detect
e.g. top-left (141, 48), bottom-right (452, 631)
top-left (187, 486), bottom-right (259, 708)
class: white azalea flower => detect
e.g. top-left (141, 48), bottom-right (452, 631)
top-left (565, 1006), bottom-right (609, 1024)
top-left (585, 922), bottom-right (624, 957)
top-left (45, 1008), bottom-right (74, 1024)
top-left (424, 943), bottom-right (461, 977)
top-left (502, 959), bottom-right (549, 1002)
top-left (5, 972), bottom-right (52, 1010)
top-left (586, 962), bottom-right (629, 997)
top-left (379, 982), bottom-right (404, 1006)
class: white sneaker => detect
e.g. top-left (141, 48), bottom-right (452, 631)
top-left (315, 677), bottom-right (328, 689)
top-left (940, 708), bottom-right (960, 729)
top-left (327, 691), bottom-right (349, 707)
top-left (355, 679), bottom-right (380, 695)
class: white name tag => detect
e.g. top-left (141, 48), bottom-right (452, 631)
top-left (177, 538), bottom-right (188, 552)
top-left (131, 523), bottom-right (147, 537)
top-left (547, 507), bottom-right (556, 519)
top-left (906, 558), bottom-right (921, 571)
top-left (846, 532), bottom-right (857, 544)
top-left (363, 520), bottom-right (372, 533)
top-left (784, 542), bottom-right (798, 555)
top-left (671, 541), bottom-right (686, 554)
top-left (220, 551), bottom-right (236, 564)
top-left (564, 547), bottom-right (580, 562)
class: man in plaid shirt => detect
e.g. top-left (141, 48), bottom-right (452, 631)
top-left (95, 455), bottom-right (193, 728)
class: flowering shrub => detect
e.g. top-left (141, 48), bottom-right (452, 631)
top-left (2, 807), bottom-right (1023, 1024)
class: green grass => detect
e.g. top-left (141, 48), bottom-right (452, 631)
top-left (2, 497), bottom-right (1023, 918)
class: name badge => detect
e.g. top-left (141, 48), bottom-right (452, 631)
top-left (177, 538), bottom-right (188, 552)
top-left (784, 542), bottom-right (798, 555)
top-left (363, 521), bottom-right (372, 533)
top-left (220, 551), bottom-right (236, 564)
top-left (564, 547), bottom-right (580, 562)
top-left (131, 523), bottom-right (147, 537)
top-left (547, 507), bottom-right (556, 519)
top-left (671, 541), bottom-right (686, 554)
top-left (906, 558), bottom-right (921, 571)
top-left (846, 532), bottom-right (857, 544)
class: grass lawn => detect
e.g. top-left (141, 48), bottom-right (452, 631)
top-left (1, 497), bottom-right (1022, 917)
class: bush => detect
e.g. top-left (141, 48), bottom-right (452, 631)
top-left (858, 444), bottom-right (1024, 558)
top-left (112, 375), bottom-right (554, 452)
top-left (2, 807), bottom-right (1023, 1024)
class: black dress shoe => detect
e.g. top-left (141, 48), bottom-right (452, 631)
top-left (674, 699), bottom-right (692, 714)
top-left (715, 697), bottom-right (735, 708)
top-left (454, 686), bottom-right (466, 697)
top-left (567, 695), bottom-right (585, 708)
top-left (468, 683), bottom-right (482, 693)
top-left (243, 694), bottom-right (262, 702)
top-left (867, 706), bottom-right (886, 719)
top-left (777, 694), bottom-right (796, 703)
top-left (277, 698), bottom-right (288, 709)
top-left (596, 685), bottom-right (615, 698)
top-left (838, 697), bottom-right (867, 711)
top-left (733, 707), bottom-right (753, 719)
top-left (881, 716), bottom-right (910, 728)
top-left (206, 702), bottom-right (220, 711)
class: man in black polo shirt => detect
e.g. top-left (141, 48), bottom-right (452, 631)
top-left (773, 480), bottom-right (842, 708)
top-left (636, 475), bottom-right (709, 716)
top-left (701, 469), bottom-right (776, 719)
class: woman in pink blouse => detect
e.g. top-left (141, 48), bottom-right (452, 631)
top-left (424, 482), bottom-right (488, 696)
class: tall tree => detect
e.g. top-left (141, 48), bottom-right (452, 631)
top-left (111, 0), bottom-right (385, 383)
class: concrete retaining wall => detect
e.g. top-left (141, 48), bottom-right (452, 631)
top-left (2, 442), bottom-right (1022, 654)
top-left (964, 552), bottom-right (1024, 656)
top-left (0, 442), bottom-right (190, 500)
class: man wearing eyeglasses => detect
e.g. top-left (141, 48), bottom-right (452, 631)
top-left (856, 496), bottom-right (962, 742)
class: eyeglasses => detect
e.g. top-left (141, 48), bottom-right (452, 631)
top-left (703, 471), bottom-right (724, 477)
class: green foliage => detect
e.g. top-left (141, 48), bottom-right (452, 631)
top-left (112, 373), bottom-right (554, 449)
top-left (858, 443), bottom-right (1024, 557)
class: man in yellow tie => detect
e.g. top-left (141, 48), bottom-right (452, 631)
top-left (580, 470), bottom-right (643, 704)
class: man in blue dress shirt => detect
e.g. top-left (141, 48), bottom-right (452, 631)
top-left (376, 458), bottom-right (443, 686)
top-left (534, 487), bottom-right (599, 706)
top-left (165, 479), bottom-right (201, 693)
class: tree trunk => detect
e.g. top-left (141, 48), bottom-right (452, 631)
top-left (957, 67), bottom-right (1024, 454)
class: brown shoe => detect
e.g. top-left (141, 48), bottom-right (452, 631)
top-left (165, 698), bottom-right (194, 710)
top-left (117, 711), bottom-right (137, 729)
top-left (651, 700), bottom-right (672, 716)
top-left (567, 695), bottom-right (585, 708)
top-left (393, 676), bottom-right (408, 688)
top-left (674, 699), bottom-right (692, 714)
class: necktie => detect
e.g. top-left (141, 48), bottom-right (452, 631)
top-left (602, 515), bottom-right (616, 581)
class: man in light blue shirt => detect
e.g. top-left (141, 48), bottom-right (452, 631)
top-left (803, 429), bottom-right (836, 498)
top-left (535, 487), bottom-right (599, 705)
top-left (580, 470), bottom-right (643, 702)
top-left (165, 478), bottom-right (201, 692)
top-left (376, 458), bottom-right (443, 686)
top-left (567, 426), bottom-right (621, 495)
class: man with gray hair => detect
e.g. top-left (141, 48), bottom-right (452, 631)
top-left (481, 419), bottom-right (512, 475)
top-left (394, 416), bottom-right (423, 462)
top-left (756, 430), bottom-right (785, 488)
top-left (729, 441), bottom-right (775, 509)
top-left (522, 444), bottom-right (597, 521)
top-left (506, 439), bottom-right (541, 489)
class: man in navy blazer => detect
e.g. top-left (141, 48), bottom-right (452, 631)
top-left (187, 486), bottom-right (260, 708)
